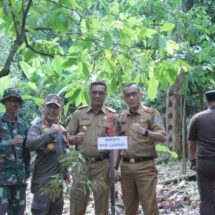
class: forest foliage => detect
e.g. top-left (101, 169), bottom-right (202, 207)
top-left (0, 0), bottom-right (214, 118)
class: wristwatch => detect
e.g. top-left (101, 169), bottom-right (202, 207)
top-left (143, 129), bottom-right (149, 136)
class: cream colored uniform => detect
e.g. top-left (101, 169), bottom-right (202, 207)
top-left (67, 105), bottom-right (117, 215)
top-left (120, 104), bottom-right (165, 215)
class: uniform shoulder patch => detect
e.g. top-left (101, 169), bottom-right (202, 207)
top-left (77, 105), bottom-right (88, 109)
top-left (144, 107), bottom-right (155, 114)
top-left (106, 106), bottom-right (116, 113)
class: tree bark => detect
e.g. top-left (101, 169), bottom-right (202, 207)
top-left (166, 73), bottom-right (186, 158)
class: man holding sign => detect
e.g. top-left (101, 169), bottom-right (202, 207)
top-left (115, 83), bottom-right (166, 215)
top-left (67, 81), bottom-right (117, 215)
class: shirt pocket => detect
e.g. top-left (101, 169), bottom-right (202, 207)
top-left (97, 117), bottom-right (110, 136)
top-left (79, 118), bottom-right (93, 132)
top-left (98, 117), bottom-right (111, 128)
top-left (139, 117), bottom-right (151, 130)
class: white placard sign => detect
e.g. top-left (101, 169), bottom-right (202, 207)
top-left (97, 136), bottom-right (128, 150)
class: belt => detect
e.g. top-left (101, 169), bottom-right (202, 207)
top-left (122, 156), bottom-right (154, 163)
top-left (85, 154), bottom-right (110, 163)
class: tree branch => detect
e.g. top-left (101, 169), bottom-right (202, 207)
top-left (25, 37), bottom-right (54, 58)
top-left (8, 0), bottom-right (19, 38)
top-left (0, 0), bottom-right (33, 78)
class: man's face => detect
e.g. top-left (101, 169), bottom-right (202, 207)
top-left (43, 103), bottom-right (61, 122)
top-left (90, 84), bottom-right (107, 107)
top-left (3, 97), bottom-right (22, 114)
top-left (123, 85), bottom-right (142, 110)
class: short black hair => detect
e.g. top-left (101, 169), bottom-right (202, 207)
top-left (90, 81), bottom-right (107, 92)
top-left (123, 83), bottom-right (141, 94)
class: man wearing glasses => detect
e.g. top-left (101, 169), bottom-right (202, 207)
top-left (67, 81), bottom-right (117, 215)
top-left (115, 83), bottom-right (166, 215)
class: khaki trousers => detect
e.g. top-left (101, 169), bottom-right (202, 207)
top-left (121, 160), bottom-right (159, 215)
top-left (70, 159), bottom-right (110, 215)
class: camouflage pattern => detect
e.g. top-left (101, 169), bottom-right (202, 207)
top-left (0, 114), bottom-right (30, 185)
top-left (26, 120), bottom-right (69, 215)
top-left (0, 185), bottom-right (26, 215)
top-left (0, 113), bottom-right (30, 215)
top-left (44, 94), bottom-right (63, 107)
top-left (0, 88), bottom-right (23, 103)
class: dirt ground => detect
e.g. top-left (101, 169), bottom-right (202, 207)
top-left (25, 160), bottom-right (199, 215)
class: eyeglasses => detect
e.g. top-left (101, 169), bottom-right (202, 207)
top-left (124, 92), bottom-right (139, 98)
top-left (91, 91), bottom-right (106, 96)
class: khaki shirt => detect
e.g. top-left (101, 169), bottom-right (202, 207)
top-left (67, 105), bottom-right (117, 157)
top-left (120, 105), bottom-right (165, 158)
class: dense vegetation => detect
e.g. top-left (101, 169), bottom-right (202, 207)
top-left (0, 0), bottom-right (215, 155)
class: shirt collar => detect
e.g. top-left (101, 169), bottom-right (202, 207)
top-left (126, 104), bottom-right (143, 115)
top-left (86, 105), bottom-right (106, 114)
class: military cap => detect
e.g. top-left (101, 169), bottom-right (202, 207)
top-left (45, 94), bottom-right (63, 107)
top-left (0, 88), bottom-right (23, 103)
top-left (205, 90), bottom-right (215, 102)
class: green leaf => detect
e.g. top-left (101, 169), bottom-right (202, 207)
top-left (160, 22), bottom-right (175, 32)
top-left (156, 144), bottom-right (178, 159)
top-left (52, 56), bottom-right (63, 73)
top-left (104, 33), bottom-right (112, 49)
top-left (147, 77), bottom-right (158, 100)
top-left (166, 40), bottom-right (179, 55)
top-left (19, 61), bottom-right (34, 79)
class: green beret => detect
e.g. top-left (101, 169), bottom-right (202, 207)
top-left (205, 90), bottom-right (215, 102)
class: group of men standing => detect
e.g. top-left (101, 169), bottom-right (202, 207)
top-left (0, 81), bottom-right (179, 215)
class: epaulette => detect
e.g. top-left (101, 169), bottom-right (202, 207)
top-left (77, 105), bottom-right (88, 109)
top-left (144, 107), bottom-right (155, 114)
top-left (106, 106), bottom-right (116, 113)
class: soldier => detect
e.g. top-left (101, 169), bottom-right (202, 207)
top-left (26, 94), bottom-right (69, 215)
top-left (67, 81), bottom-right (117, 215)
top-left (188, 90), bottom-right (215, 215)
top-left (114, 83), bottom-right (166, 215)
top-left (0, 88), bottom-right (30, 215)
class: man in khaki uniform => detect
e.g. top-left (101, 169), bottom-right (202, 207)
top-left (67, 81), bottom-right (117, 215)
top-left (115, 83), bottom-right (166, 215)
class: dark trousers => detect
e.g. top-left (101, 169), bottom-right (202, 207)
top-left (31, 191), bottom-right (63, 215)
top-left (197, 158), bottom-right (215, 215)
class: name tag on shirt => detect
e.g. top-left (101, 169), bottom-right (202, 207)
top-left (97, 136), bottom-right (128, 150)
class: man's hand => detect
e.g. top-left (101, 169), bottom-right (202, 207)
top-left (190, 159), bottom-right (196, 170)
top-left (132, 123), bottom-right (147, 135)
top-left (67, 132), bottom-right (85, 145)
top-left (48, 124), bottom-right (60, 134)
top-left (11, 135), bottom-right (24, 145)
top-left (75, 132), bottom-right (85, 142)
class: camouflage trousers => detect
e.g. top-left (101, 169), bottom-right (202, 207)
top-left (0, 185), bottom-right (26, 215)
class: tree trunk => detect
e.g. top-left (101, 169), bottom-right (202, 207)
top-left (166, 73), bottom-right (186, 158)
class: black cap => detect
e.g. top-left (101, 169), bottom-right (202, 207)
top-left (205, 90), bottom-right (215, 102)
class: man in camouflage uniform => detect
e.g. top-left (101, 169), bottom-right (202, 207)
top-left (0, 88), bottom-right (30, 215)
top-left (67, 81), bottom-right (117, 215)
top-left (26, 94), bottom-right (69, 215)
top-left (114, 83), bottom-right (166, 215)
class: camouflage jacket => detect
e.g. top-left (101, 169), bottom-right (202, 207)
top-left (26, 120), bottom-right (69, 192)
top-left (0, 114), bottom-right (30, 186)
